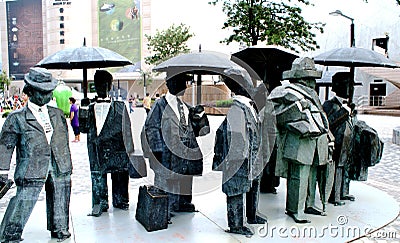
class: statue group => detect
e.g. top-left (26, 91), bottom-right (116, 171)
top-left (0, 57), bottom-right (383, 241)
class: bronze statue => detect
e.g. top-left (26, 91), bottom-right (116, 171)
top-left (0, 67), bottom-right (73, 241)
top-left (323, 72), bottom-right (355, 205)
top-left (142, 73), bottom-right (209, 223)
top-left (324, 72), bottom-right (383, 204)
top-left (83, 70), bottom-right (145, 217)
top-left (213, 78), bottom-right (267, 236)
top-left (267, 57), bottom-right (333, 223)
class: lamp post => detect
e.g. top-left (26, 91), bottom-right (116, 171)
top-left (329, 10), bottom-right (355, 47)
top-left (329, 10), bottom-right (355, 103)
top-left (143, 72), bottom-right (146, 99)
top-left (135, 69), bottom-right (146, 98)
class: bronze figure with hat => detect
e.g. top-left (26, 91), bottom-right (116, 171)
top-left (267, 57), bottom-right (334, 223)
top-left (0, 67), bottom-right (73, 241)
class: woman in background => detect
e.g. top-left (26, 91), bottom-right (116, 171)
top-left (69, 97), bottom-right (80, 142)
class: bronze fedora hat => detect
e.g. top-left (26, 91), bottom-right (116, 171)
top-left (24, 67), bottom-right (58, 92)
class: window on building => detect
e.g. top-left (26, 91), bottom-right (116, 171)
top-left (60, 23), bottom-right (64, 29)
top-left (60, 16), bottom-right (64, 21)
top-left (59, 8), bottom-right (64, 13)
top-left (60, 39), bottom-right (65, 44)
top-left (60, 31), bottom-right (65, 36)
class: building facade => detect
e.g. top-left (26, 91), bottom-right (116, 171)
top-left (0, 0), bottom-right (151, 96)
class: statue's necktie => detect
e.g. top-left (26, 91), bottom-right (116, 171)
top-left (38, 108), bottom-right (52, 134)
top-left (177, 98), bottom-right (186, 125)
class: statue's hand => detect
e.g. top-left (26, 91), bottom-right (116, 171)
top-left (328, 142), bottom-right (335, 163)
top-left (0, 174), bottom-right (8, 184)
top-left (191, 105), bottom-right (205, 120)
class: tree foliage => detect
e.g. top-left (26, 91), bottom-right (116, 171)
top-left (209, 0), bottom-right (325, 52)
top-left (0, 70), bottom-right (11, 92)
top-left (145, 23), bottom-right (194, 66)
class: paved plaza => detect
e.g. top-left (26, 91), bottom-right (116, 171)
top-left (0, 108), bottom-right (399, 242)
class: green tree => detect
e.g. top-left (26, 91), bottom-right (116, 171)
top-left (0, 70), bottom-right (11, 93)
top-left (209, 0), bottom-right (325, 52)
top-left (145, 23), bottom-right (194, 66)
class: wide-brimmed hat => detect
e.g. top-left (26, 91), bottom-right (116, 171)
top-left (282, 57), bottom-right (322, 80)
top-left (24, 67), bottom-right (58, 92)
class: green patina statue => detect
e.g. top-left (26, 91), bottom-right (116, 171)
top-left (267, 57), bottom-right (334, 223)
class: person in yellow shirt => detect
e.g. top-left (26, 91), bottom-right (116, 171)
top-left (143, 92), bottom-right (152, 114)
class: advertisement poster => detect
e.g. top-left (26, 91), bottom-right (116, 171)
top-left (7, 0), bottom-right (43, 79)
top-left (98, 0), bottom-right (141, 64)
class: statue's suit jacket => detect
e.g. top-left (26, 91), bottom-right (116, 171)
top-left (143, 96), bottom-right (203, 177)
top-left (0, 106), bottom-right (72, 185)
top-left (268, 83), bottom-right (330, 178)
top-left (323, 97), bottom-right (353, 167)
top-left (86, 101), bottom-right (137, 173)
top-left (213, 99), bottom-right (264, 197)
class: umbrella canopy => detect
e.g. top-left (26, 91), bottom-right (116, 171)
top-left (153, 51), bottom-right (240, 73)
top-left (153, 51), bottom-right (255, 104)
top-left (232, 45), bottom-right (299, 91)
top-left (36, 39), bottom-right (132, 99)
top-left (116, 61), bottom-right (142, 73)
top-left (36, 46), bottom-right (131, 69)
top-left (314, 47), bottom-right (398, 68)
top-left (314, 47), bottom-right (398, 103)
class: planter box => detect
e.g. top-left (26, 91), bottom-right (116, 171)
top-left (204, 107), bottom-right (229, 115)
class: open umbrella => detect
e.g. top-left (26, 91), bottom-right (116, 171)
top-left (314, 47), bottom-right (398, 103)
top-left (153, 51), bottom-right (256, 104)
top-left (314, 47), bottom-right (398, 68)
top-left (35, 38), bottom-right (132, 99)
top-left (232, 45), bottom-right (299, 92)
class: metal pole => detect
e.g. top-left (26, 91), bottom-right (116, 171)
top-left (349, 66), bottom-right (355, 104)
top-left (192, 80), bottom-right (195, 106)
top-left (197, 75), bottom-right (202, 105)
top-left (143, 73), bottom-right (146, 98)
top-left (118, 79), bottom-right (121, 100)
top-left (83, 68), bottom-right (88, 99)
top-left (350, 22), bottom-right (355, 47)
top-left (349, 21), bottom-right (355, 104)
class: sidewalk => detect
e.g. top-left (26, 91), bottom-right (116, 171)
top-left (0, 109), bottom-right (399, 242)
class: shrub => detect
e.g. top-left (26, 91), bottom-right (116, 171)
top-left (215, 99), bottom-right (233, 107)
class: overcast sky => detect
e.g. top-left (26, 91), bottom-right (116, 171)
top-left (151, 0), bottom-right (400, 58)
top-left (1, 0), bottom-right (399, 65)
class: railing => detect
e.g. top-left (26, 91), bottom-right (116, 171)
top-left (356, 95), bottom-right (386, 108)
top-left (356, 95), bottom-right (370, 108)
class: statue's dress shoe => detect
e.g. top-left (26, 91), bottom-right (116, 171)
top-left (329, 200), bottom-right (345, 206)
top-left (88, 204), bottom-right (108, 217)
top-left (51, 230), bottom-right (71, 241)
top-left (341, 195), bottom-right (355, 201)
top-left (304, 207), bottom-right (325, 216)
top-left (247, 215), bottom-right (267, 224)
top-left (175, 203), bottom-right (196, 212)
top-left (114, 203), bottom-right (129, 211)
top-left (227, 226), bottom-right (254, 236)
top-left (286, 211), bottom-right (311, 224)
